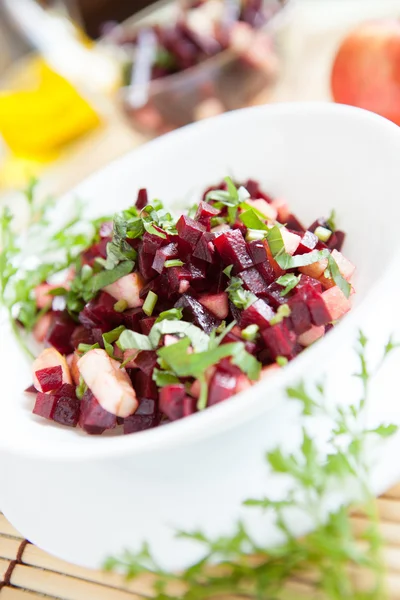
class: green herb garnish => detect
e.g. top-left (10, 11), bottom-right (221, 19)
top-left (327, 209), bottom-right (337, 232)
top-left (270, 304), bottom-right (291, 325)
top-left (143, 291), bottom-right (158, 317)
top-left (226, 276), bottom-right (257, 310)
top-left (328, 254), bottom-right (351, 299)
top-left (155, 308), bottom-right (183, 323)
top-left (241, 324), bottom-right (259, 341)
top-left (164, 259), bottom-right (184, 268)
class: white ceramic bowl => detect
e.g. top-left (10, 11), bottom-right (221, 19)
top-left (1, 103), bottom-right (400, 571)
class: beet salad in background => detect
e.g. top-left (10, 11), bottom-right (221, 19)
top-left (15, 176), bottom-right (355, 436)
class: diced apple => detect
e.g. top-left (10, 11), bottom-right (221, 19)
top-left (122, 349), bottom-right (140, 368)
top-left (34, 284), bottom-right (58, 309)
top-left (198, 292), bottom-right (229, 319)
top-left (245, 199), bottom-right (277, 222)
top-left (211, 224), bottom-right (230, 234)
top-left (299, 258), bottom-right (329, 279)
top-left (259, 364), bottom-right (281, 380)
top-left (33, 312), bottom-right (53, 343)
top-left (322, 286), bottom-right (352, 321)
top-left (179, 280), bottom-right (190, 294)
top-left (32, 347), bottom-right (72, 392)
top-left (104, 273), bottom-right (144, 309)
top-left (66, 352), bottom-right (81, 386)
top-left (236, 375), bottom-right (252, 393)
top-left (78, 348), bottom-right (138, 418)
top-left (271, 198), bottom-right (290, 222)
top-left (280, 227), bottom-right (301, 255)
top-left (298, 325), bottom-right (325, 347)
top-left (331, 249), bottom-right (356, 281)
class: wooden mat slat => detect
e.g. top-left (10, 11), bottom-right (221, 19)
top-left (0, 589), bottom-right (49, 600)
top-left (0, 559), bottom-right (12, 582)
top-left (0, 539), bottom-right (23, 562)
top-left (9, 565), bottom-right (145, 600)
top-left (0, 519), bottom-right (22, 541)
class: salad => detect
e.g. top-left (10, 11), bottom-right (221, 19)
top-left (15, 178), bottom-right (354, 436)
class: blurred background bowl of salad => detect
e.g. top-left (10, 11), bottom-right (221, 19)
top-left (105, 0), bottom-right (292, 135)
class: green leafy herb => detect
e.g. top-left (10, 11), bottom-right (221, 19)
top-left (328, 254), bottom-right (351, 299)
top-left (327, 209), bottom-right (337, 232)
top-left (270, 304), bottom-right (291, 325)
top-left (206, 177), bottom-right (250, 224)
top-left (265, 224), bottom-right (284, 256)
top-left (241, 324), bottom-right (259, 341)
top-left (105, 332), bottom-right (399, 600)
top-left (226, 276), bottom-right (257, 310)
top-left (275, 248), bottom-right (330, 270)
top-left (102, 326), bottom-right (126, 358)
top-left (118, 330), bottom-right (153, 352)
top-left (91, 260), bottom-right (134, 293)
top-left (222, 264), bottom-right (233, 277)
top-left (276, 355), bottom-right (288, 367)
top-left (276, 273), bottom-right (301, 296)
top-left (149, 320), bottom-right (210, 352)
top-left (152, 368), bottom-right (179, 387)
top-left (143, 291), bottom-right (158, 316)
top-left (239, 208), bottom-right (268, 231)
top-left (164, 259), bottom-right (184, 268)
top-left (76, 375), bottom-right (87, 400)
top-left (77, 342), bottom-right (100, 354)
top-left (155, 308), bottom-right (183, 323)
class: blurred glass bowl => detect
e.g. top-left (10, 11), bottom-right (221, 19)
top-left (112, 0), bottom-right (292, 135)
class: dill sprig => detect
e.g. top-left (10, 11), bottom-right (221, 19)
top-left (105, 332), bottom-right (398, 599)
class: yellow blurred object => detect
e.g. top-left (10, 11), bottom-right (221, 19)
top-left (0, 57), bottom-right (101, 158)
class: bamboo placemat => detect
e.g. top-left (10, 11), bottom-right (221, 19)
top-left (1, 485), bottom-right (400, 600)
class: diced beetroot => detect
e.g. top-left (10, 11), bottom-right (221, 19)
top-left (141, 229), bottom-right (168, 254)
top-left (298, 325), bottom-right (325, 347)
top-left (183, 396), bottom-right (197, 417)
top-left (240, 298), bottom-right (274, 329)
top-left (81, 238), bottom-right (109, 267)
top-left (99, 221), bottom-right (113, 238)
top-left (35, 366), bottom-right (63, 393)
top-left (135, 351), bottom-right (158, 376)
top-left (208, 371), bottom-right (237, 406)
top-left (138, 249), bottom-right (157, 282)
top-left (45, 312), bottom-right (76, 355)
top-left (322, 286), bottom-right (352, 321)
top-left (256, 262), bottom-right (275, 286)
top-left (124, 409), bottom-right (159, 433)
top-left (33, 392), bottom-right (58, 420)
top-left (195, 201), bottom-right (220, 229)
top-left (327, 230), bottom-right (345, 252)
top-left (295, 231), bottom-right (318, 255)
top-left (160, 384), bottom-right (186, 420)
top-left (79, 389), bottom-right (117, 435)
top-left (167, 266), bottom-right (191, 293)
top-left (133, 370), bottom-right (158, 400)
top-left (239, 267), bottom-right (267, 296)
top-left (25, 384), bottom-right (37, 394)
top-left (193, 233), bottom-right (215, 263)
top-left (296, 275), bottom-right (322, 295)
top-left (175, 294), bottom-right (221, 333)
top-left (287, 297), bottom-right (312, 335)
top-left (136, 188), bottom-right (148, 210)
top-left (262, 283), bottom-right (287, 309)
top-left (198, 292), bottom-right (229, 319)
top-left (245, 198), bottom-right (277, 221)
top-left (217, 357), bottom-right (242, 377)
top-left (262, 322), bottom-right (297, 359)
top-left (140, 317), bottom-right (157, 335)
top-left (71, 326), bottom-right (94, 349)
top-left (213, 229), bottom-right (253, 272)
top-left (245, 179), bottom-right (273, 203)
top-left (286, 214), bottom-right (305, 232)
top-left (152, 243), bottom-right (179, 274)
top-left (177, 215), bottom-right (205, 249)
top-left (52, 386), bottom-right (80, 428)
top-left (120, 307), bottom-right (143, 331)
top-left (91, 327), bottom-right (104, 348)
top-left (79, 292), bottom-right (124, 331)
top-left (247, 240), bottom-right (268, 265)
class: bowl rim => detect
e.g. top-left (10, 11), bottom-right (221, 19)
top-left (2, 102), bottom-right (400, 462)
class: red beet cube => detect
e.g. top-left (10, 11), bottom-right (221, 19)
top-left (79, 389), bottom-right (116, 435)
top-left (327, 230), bottom-right (345, 252)
top-left (141, 228), bottom-right (168, 254)
top-left (296, 275), bottom-right (322, 295)
top-left (35, 366), bottom-right (63, 393)
top-left (213, 229), bottom-right (253, 273)
top-left (247, 240), bottom-right (268, 265)
top-left (294, 282), bottom-right (331, 326)
top-left (217, 357), bottom-right (242, 377)
top-left (133, 370), bottom-right (158, 400)
top-left (183, 396), bottom-right (197, 417)
top-left (136, 188), bottom-right (148, 210)
top-left (195, 201), bottom-right (220, 229)
top-left (262, 322), bottom-right (297, 359)
top-left (208, 371), bottom-right (237, 406)
top-left (152, 243), bottom-right (179, 274)
top-left (25, 384), bottom-right (37, 394)
top-left (81, 238), bottom-right (109, 267)
top-left (245, 179), bottom-right (273, 203)
top-left (140, 317), bottom-right (157, 336)
top-left (71, 326), bottom-right (94, 349)
top-left (287, 297), bottom-right (312, 335)
top-left (160, 384), bottom-right (186, 420)
top-left (263, 283), bottom-right (287, 309)
top-left (175, 294), bottom-right (221, 333)
top-left (33, 392), bottom-right (57, 420)
top-left (121, 307), bottom-right (144, 331)
top-left (192, 233), bottom-right (215, 263)
top-left (137, 245), bottom-right (157, 281)
top-left (295, 231), bottom-right (318, 255)
top-left (167, 266), bottom-right (191, 293)
top-left (124, 413), bottom-right (159, 434)
top-left (256, 262), bottom-right (275, 286)
top-left (135, 351), bottom-right (158, 376)
top-left (177, 215), bottom-right (205, 249)
top-left (188, 259), bottom-right (206, 281)
top-left (52, 390), bottom-right (80, 428)
top-left (45, 312), bottom-right (76, 355)
top-left (286, 214), bottom-right (305, 232)
top-left (239, 267), bottom-right (267, 296)
top-left (79, 292), bottom-right (123, 331)
top-left (240, 299), bottom-right (274, 329)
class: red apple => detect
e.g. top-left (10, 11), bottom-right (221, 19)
top-left (331, 20), bottom-right (400, 126)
